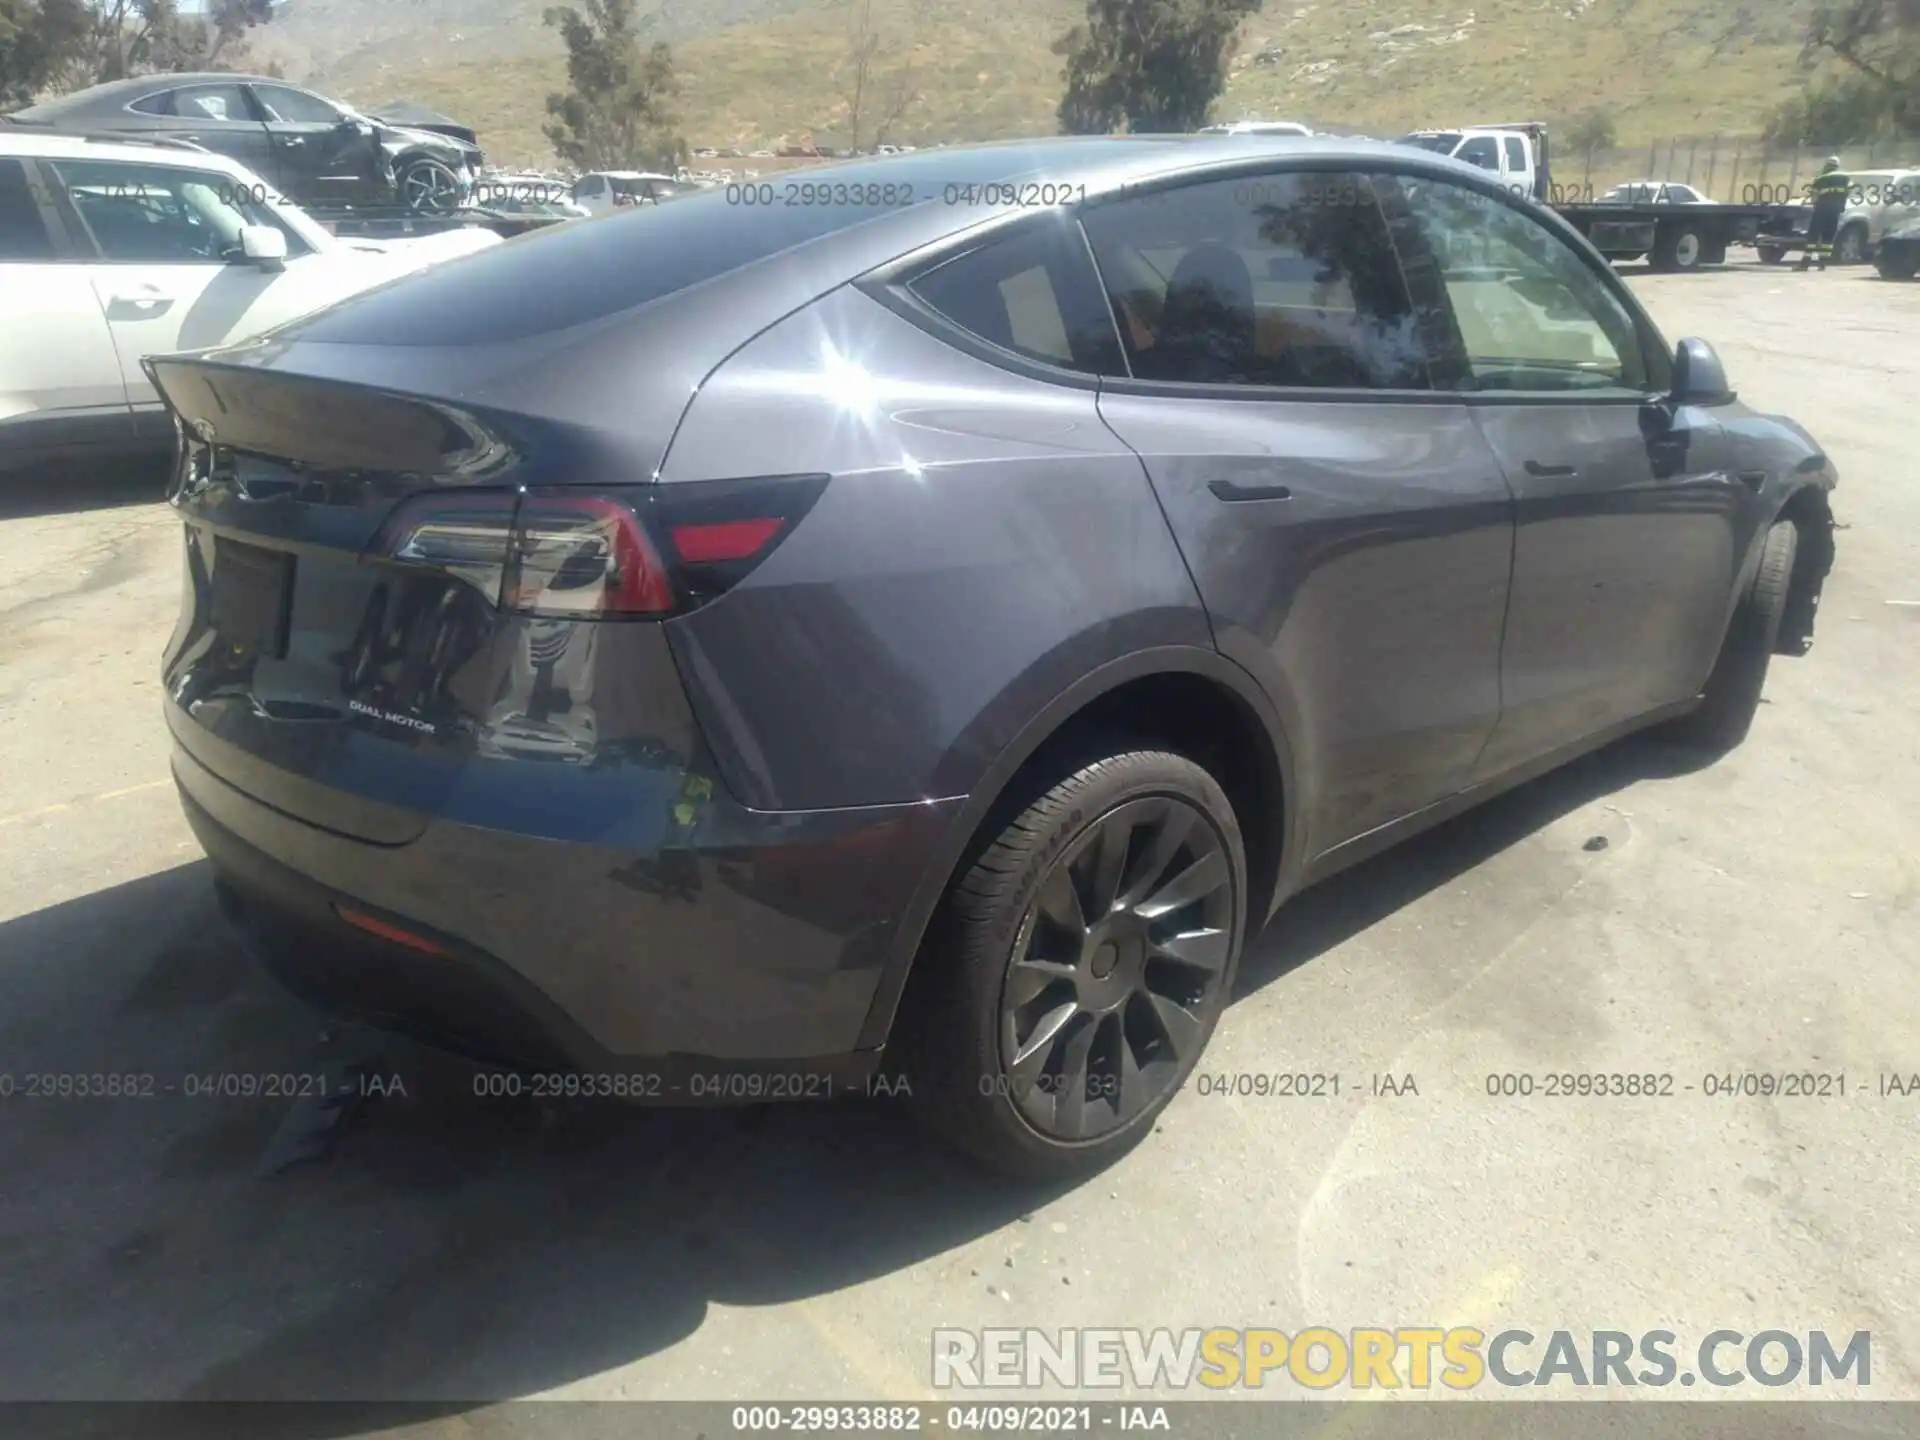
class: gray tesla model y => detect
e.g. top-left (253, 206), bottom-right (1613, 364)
top-left (147, 136), bottom-right (1838, 1177)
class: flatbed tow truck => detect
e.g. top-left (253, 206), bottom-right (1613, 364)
top-left (1398, 121), bottom-right (1797, 270)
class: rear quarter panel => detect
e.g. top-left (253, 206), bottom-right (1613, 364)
top-left (657, 284), bottom-right (1214, 812)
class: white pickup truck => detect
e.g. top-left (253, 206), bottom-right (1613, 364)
top-left (1398, 124), bottom-right (1545, 199)
top-left (1, 130), bottom-right (500, 474)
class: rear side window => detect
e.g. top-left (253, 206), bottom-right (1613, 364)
top-left (1456, 137), bottom-right (1499, 171)
top-left (128, 91), bottom-right (177, 117)
top-left (907, 216), bottom-right (1122, 375)
top-left (1079, 169), bottom-right (1431, 390)
top-left (0, 160), bottom-right (55, 261)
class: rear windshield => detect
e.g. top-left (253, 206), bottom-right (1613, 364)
top-left (285, 147), bottom-right (1140, 349)
top-left (1398, 133), bottom-right (1462, 154)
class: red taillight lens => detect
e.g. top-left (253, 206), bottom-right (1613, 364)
top-left (374, 475), bottom-right (828, 619)
top-left (669, 517), bottom-right (784, 564)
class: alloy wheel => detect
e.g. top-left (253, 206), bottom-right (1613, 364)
top-left (402, 160), bottom-right (462, 212)
top-left (997, 795), bottom-right (1235, 1143)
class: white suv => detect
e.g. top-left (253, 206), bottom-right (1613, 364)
top-left (1834, 169), bottom-right (1920, 265)
top-left (0, 131), bottom-right (501, 474)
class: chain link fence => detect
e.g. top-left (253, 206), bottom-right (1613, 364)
top-left (1558, 135), bottom-right (1920, 203)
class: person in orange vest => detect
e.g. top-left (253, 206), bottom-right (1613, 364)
top-left (1798, 158), bottom-right (1851, 270)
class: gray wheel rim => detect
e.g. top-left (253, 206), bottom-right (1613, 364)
top-left (1838, 230), bottom-right (1863, 263)
top-left (404, 161), bottom-right (460, 211)
top-left (1675, 232), bottom-right (1701, 267)
top-left (997, 795), bottom-right (1235, 1143)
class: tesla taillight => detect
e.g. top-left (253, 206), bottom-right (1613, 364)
top-left (508, 494), bottom-right (676, 616)
top-left (372, 475), bottom-right (829, 618)
top-left (378, 491), bottom-right (519, 603)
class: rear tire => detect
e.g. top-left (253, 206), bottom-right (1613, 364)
top-left (1667, 520), bottom-right (1798, 752)
top-left (1652, 224), bottom-right (1706, 272)
top-left (1756, 244), bottom-right (1787, 264)
top-left (1834, 222), bottom-right (1869, 266)
top-left (902, 750), bottom-right (1247, 1179)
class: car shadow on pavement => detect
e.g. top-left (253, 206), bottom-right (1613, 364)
top-left (0, 862), bottom-right (1064, 1418)
top-left (0, 456), bottom-right (171, 520)
top-left (0, 731), bottom-right (1713, 1421)
top-left (1235, 728), bottom-right (1718, 997)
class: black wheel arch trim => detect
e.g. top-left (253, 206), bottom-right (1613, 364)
top-left (1771, 480), bottom-right (1838, 655)
top-left (856, 643), bottom-right (1298, 1051)
top-left (1710, 480), bottom-right (1835, 663)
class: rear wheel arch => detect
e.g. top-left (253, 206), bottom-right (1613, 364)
top-left (857, 649), bottom-right (1294, 1051)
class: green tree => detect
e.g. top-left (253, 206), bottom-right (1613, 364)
top-left (543, 0), bottom-right (686, 172)
top-left (837, 0), bottom-right (921, 155)
top-left (1564, 106), bottom-right (1616, 187)
top-left (1767, 0), bottom-right (1920, 141)
top-left (1, 0), bottom-right (88, 106)
top-left (1054, 0), bottom-right (1263, 135)
top-left (2, 0), bottom-right (272, 104)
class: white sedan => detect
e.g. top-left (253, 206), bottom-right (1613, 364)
top-left (0, 130), bottom-right (500, 473)
top-left (1598, 180), bottom-right (1714, 205)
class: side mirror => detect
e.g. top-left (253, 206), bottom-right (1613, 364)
top-left (1670, 336), bottom-right (1735, 406)
top-left (237, 224), bottom-right (289, 269)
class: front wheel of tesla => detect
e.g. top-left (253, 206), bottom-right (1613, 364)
top-left (399, 156), bottom-right (464, 212)
top-left (906, 751), bottom-right (1247, 1179)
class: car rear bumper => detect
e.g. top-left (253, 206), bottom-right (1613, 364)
top-left (172, 732), bottom-right (965, 1086)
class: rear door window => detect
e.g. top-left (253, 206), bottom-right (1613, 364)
top-left (1077, 169), bottom-right (1431, 390)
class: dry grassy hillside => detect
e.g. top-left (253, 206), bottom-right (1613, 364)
top-left (243, 0), bottom-right (1822, 169)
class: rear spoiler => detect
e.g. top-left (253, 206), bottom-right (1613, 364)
top-left (143, 357), bottom-right (517, 479)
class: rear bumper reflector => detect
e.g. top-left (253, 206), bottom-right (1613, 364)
top-left (333, 903), bottom-right (453, 957)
